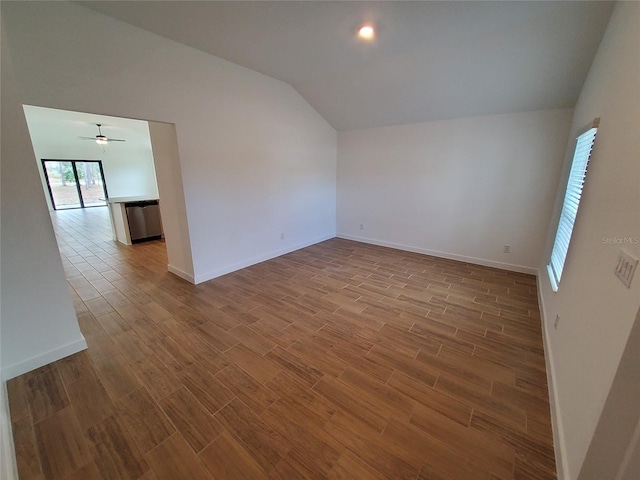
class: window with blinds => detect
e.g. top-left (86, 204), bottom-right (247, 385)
top-left (547, 122), bottom-right (598, 291)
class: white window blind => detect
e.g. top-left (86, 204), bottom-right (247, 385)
top-left (547, 125), bottom-right (598, 291)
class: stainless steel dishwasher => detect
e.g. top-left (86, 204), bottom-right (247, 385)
top-left (125, 200), bottom-right (163, 242)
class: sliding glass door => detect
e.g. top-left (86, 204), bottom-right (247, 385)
top-left (42, 160), bottom-right (109, 210)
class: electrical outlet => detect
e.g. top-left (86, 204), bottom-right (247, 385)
top-left (554, 314), bottom-right (560, 330)
top-left (360, 224), bottom-right (364, 231)
top-left (503, 245), bottom-right (511, 254)
top-left (614, 249), bottom-right (638, 288)
top-left (280, 233), bottom-right (285, 240)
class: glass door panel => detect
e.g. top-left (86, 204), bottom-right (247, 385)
top-left (43, 161), bottom-right (81, 209)
top-left (42, 160), bottom-right (109, 210)
top-left (77, 162), bottom-right (107, 207)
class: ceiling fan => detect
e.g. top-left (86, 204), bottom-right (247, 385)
top-left (79, 124), bottom-right (126, 145)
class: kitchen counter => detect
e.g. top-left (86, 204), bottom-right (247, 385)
top-left (108, 196), bottom-right (162, 245)
top-left (108, 196), bottom-right (159, 204)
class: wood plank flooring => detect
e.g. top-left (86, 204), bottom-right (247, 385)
top-left (8, 207), bottom-right (556, 479)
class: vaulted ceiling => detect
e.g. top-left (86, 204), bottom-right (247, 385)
top-left (78, 1), bottom-right (614, 131)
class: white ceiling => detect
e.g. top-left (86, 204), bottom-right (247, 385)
top-left (23, 105), bottom-right (153, 160)
top-left (77, 1), bottom-right (614, 131)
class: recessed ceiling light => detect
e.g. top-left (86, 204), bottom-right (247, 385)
top-left (358, 25), bottom-right (375, 40)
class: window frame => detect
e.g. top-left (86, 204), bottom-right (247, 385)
top-left (547, 118), bottom-right (599, 292)
top-left (41, 159), bottom-right (109, 210)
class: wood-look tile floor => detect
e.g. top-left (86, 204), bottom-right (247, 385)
top-left (8, 207), bottom-right (557, 479)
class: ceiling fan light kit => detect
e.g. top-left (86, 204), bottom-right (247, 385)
top-left (79, 123), bottom-right (126, 145)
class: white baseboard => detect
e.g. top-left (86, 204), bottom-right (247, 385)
top-left (1, 379), bottom-right (18, 480)
top-left (1, 337), bottom-right (87, 381)
top-left (537, 277), bottom-right (569, 480)
top-left (168, 264), bottom-right (196, 284)
top-left (194, 234), bottom-right (335, 284)
top-left (337, 233), bottom-right (538, 275)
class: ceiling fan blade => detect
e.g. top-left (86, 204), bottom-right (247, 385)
top-left (79, 124), bottom-right (127, 143)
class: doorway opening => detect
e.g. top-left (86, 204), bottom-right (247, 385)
top-left (22, 104), bottom-right (194, 283)
top-left (41, 159), bottom-right (109, 210)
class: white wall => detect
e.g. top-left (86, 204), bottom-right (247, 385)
top-left (618, 419), bottom-right (640, 480)
top-left (0, 15), bottom-right (87, 380)
top-left (2, 1), bottom-right (337, 285)
top-left (537, 2), bottom-right (640, 479)
top-left (32, 139), bottom-right (160, 209)
top-left (337, 108), bottom-right (573, 272)
top-left (0, 21), bottom-right (19, 477)
top-left (577, 306), bottom-right (640, 480)
top-left (1, 381), bottom-right (17, 480)
top-left (88, 122), bottom-right (159, 200)
top-left (104, 153), bottom-right (159, 200)
top-left (23, 106), bottom-right (160, 207)
top-left (148, 121), bottom-right (195, 282)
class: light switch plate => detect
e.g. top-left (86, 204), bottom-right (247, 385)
top-left (614, 249), bottom-right (638, 288)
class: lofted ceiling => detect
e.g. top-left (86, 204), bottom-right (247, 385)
top-left (77, 1), bottom-right (615, 131)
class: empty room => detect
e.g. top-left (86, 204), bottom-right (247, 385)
top-left (1, 1), bottom-right (638, 480)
